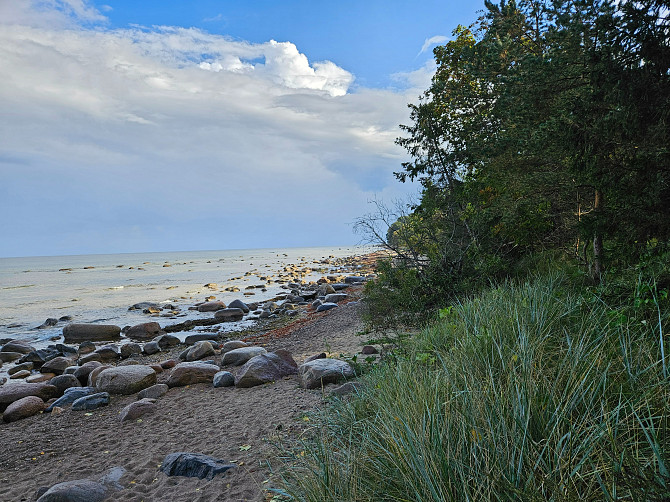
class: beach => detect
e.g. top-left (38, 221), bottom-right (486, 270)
top-left (0, 249), bottom-right (383, 502)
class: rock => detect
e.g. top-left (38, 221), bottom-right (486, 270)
top-left (196, 301), bottom-right (226, 312)
top-left (185, 341), bottom-right (215, 362)
top-left (361, 345), bottom-right (379, 355)
top-left (64, 366), bottom-right (78, 374)
top-left (72, 392), bottom-right (110, 411)
top-left (325, 293), bottom-right (348, 303)
top-left (8, 361), bottom-right (34, 375)
top-left (330, 381), bottom-right (364, 397)
top-left (137, 383), bottom-right (168, 400)
top-left (20, 347), bottom-right (59, 366)
top-left (159, 452), bottom-right (236, 480)
top-left (63, 324), bottom-right (121, 343)
top-left (49, 374), bottom-right (81, 395)
top-left (143, 341), bottom-right (161, 355)
top-left (213, 371), bottom-right (235, 388)
top-left (87, 365), bottom-right (112, 387)
top-left (159, 359), bottom-right (178, 369)
top-left (26, 373), bottom-right (55, 383)
top-left (222, 346), bottom-right (267, 366)
top-left (184, 333), bottom-right (218, 345)
top-left (40, 356), bottom-right (71, 375)
top-left (150, 364), bottom-right (163, 374)
top-left (128, 302), bottom-right (160, 311)
top-left (10, 370), bottom-right (31, 379)
top-left (120, 342), bottom-right (141, 358)
top-left (78, 341), bottom-right (96, 355)
top-left (73, 361), bottom-right (102, 385)
top-left (37, 318), bottom-right (59, 329)
top-left (0, 382), bottom-right (57, 411)
top-left (95, 365), bottom-right (157, 395)
top-left (55, 343), bottom-right (77, 354)
top-left (316, 302), bottom-right (338, 312)
top-left (227, 299), bottom-right (250, 313)
top-left (155, 334), bottom-right (181, 350)
top-left (45, 387), bottom-right (95, 412)
top-left (298, 359), bottom-right (354, 389)
top-left (316, 284), bottom-right (336, 296)
top-left (0, 377), bottom-right (6, 386)
top-left (125, 322), bottom-right (164, 341)
top-left (0, 351), bottom-right (22, 363)
top-left (331, 283), bottom-right (350, 291)
top-left (234, 351), bottom-right (298, 388)
top-left (304, 352), bottom-right (327, 363)
top-left (119, 398), bottom-right (156, 422)
top-left (167, 362), bottom-right (220, 387)
top-left (1, 340), bottom-right (35, 354)
top-left (3, 395), bottom-right (45, 422)
top-left (36, 466), bottom-right (125, 502)
top-left (345, 275), bottom-right (366, 283)
top-left (222, 340), bottom-right (248, 352)
top-left (79, 352), bottom-right (103, 365)
top-left (213, 308), bottom-right (244, 322)
top-left (263, 301), bottom-right (279, 312)
top-left (94, 346), bottom-right (120, 362)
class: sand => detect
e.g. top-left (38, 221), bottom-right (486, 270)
top-left (0, 288), bottom-right (369, 502)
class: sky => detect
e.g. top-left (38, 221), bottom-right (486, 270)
top-left (0, 0), bottom-right (483, 258)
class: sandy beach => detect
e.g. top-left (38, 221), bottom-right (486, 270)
top-left (0, 262), bottom-right (376, 501)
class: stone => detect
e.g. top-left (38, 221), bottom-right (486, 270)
top-left (222, 346), bottom-right (267, 366)
top-left (0, 382), bottom-right (57, 411)
top-left (49, 374), bottom-right (81, 395)
top-left (45, 387), bottom-right (95, 412)
top-left (159, 452), bottom-right (236, 480)
top-left (0, 351), bottom-right (22, 363)
top-left (316, 284), bottom-right (336, 296)
top-left (331, 283), bottom-right (350, 291)
top-left (41, 356), bottom-right (71, 375)
top-left (120, 342), bottom-right (141, 358)
top-left (325, 293), bottom-right (348, 303)
top-left (95, 365), bottom-right (157, 395)
top-left (73, 361), bottom-right (102, 385)
top-left (304, 352), bottom-right (327, 363)
top-left (212, 371), bottom-right (235, 388)
top-left (167, 362), bottom-right (220, 387)
top-left (119, 398), bottom-right (156, 422)
top-left (125, 322), bottom-right (164, 341)
top-left (87, 365), bottom-right (112, 387)
top-left (298, 359), bottom-right (354, 389)
top-left (26, 373), bottom-right (55, 383)
top-left (72, 392), bottom-right (110, 411)
top-left (143, 341), bottom-right (161, 355)
top-left (78, 341), bottom-right (96, 355)
top-left (94, 346), bottom-right (120, 362)
top-left (150, 364), bottom-right (163, 374)
top-left (159, 359), bottom-right (178, 369)
top-left (196, 301), bottom-right (226, 312)
top-left (37, 318), bottom-right (59, 329)
top-left (79, 352), bottom-right (103, 365)
top-left (155, 334), bottom-right (181, 349)
top-left (234, 351), bottom-right (298, 388)
top-left (330, 381), bottom-right (364, 397)
top-left (316, 302), bottom-right (338, 312)
top-left (185, 341), bottom-right (215, 361)
top-left (184, 333), bottom-right (219, 345)
top-left (345, 275), bottom-right (366, 283)
top-left (137, 383), bottom-right (169, 400)
top-left (63, 324), bottom-right (121, 343)
top-left (227, 299), bottom-right (250, 313)
top-left (222, 340), bottom-right (248, 352)
top-left (8, 361), bottom-right (34, 375)
top-left (36, 466), bottom-right (125, 502)
top-left (56, 343), bottom-right (77, 354)
top-left (3, 396), bottom-right (45, 422)
top-left (213, 308), bottom-right (244, 321)
top-left (20, 347), bottom-right (59, 366)
top-left (64, 366), bottom-right (78, 374)
top-left (0, 377), bottom-right (6, 386)
top-left (10, 370), bottom-right (31, 379)
top-left (1, 340), bottom-right (35, 354)
top-left (361, 345), bottom-right (379, 355)
top-left (129, 302), bottom-right (160, 311)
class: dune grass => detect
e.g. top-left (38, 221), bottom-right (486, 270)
top-left (280, 273), bottom-right (670, 501)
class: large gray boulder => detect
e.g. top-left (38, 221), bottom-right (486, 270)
top-left (36, 466), bottom-right (125, 502)
top-left (125, 322), bottom-right (164, 341)
top-left (0, 382), bottom-right (58, 412)
top-left (63, 324), bottom-right (121, 343)
top-left (2, 395), bottom-right (45, 423)
top-left (235, 350), bottom-right (298, 388)
top-left (95, 365), bottom-right (156, 395)
top-left (185, 341), bottom-right (215, 361)
top-left (221, 346), bottom-right (266, 366)
top-left (167, 362), bottom-right (219, 387)
top-left (49, 374), bottom-right (81, 395)
top-left (298, 359), bottom-right (354, 389)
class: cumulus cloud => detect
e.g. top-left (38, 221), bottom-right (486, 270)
top-left (418, 35), bottom-right (449, 55)
top-left (0, 0), bottom-right (420, 256)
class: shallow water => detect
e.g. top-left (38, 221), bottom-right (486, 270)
top-left (0, 246), bottom-right (369, 346)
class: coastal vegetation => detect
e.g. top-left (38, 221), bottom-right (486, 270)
top-left (282, 0), bottom-right (670, 500)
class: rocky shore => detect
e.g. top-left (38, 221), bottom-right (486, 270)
top-left (0, 252), bottom-right (384, 501)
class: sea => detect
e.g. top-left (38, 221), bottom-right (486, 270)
top-left (0, 246), bottom-right (371, 348)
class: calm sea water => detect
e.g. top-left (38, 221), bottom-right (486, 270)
top-left (0, 246), bottom-right (369, 346)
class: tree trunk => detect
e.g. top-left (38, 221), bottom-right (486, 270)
top-left (593, 189), bottom-right (603, 282)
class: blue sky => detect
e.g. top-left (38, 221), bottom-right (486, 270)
top-left (0, 0), bottom-right (483, 257)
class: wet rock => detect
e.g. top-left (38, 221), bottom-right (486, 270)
top-left (128, 302), bottom-right (160, 311)
top-left (26, 373), bottom-right (55, 383)
top-left (167, 362), bottom-right (220, 387)
top-left (155, 334), bottom-right (180, 349)
top-left (1, 340), bottom-right (35, 354)
top-left (3, 395), bottom-right (45, 423)
top-left (185, 341), bottom-right (215, 362)
top-left (212, 371), bottom-right (235, 388)
top-left (119, 398), bottom-right (156, 422)
top-left (79, 352), bottom-right (103, 364)
top-left (55, 343), bottom-right (77, 355)
top-left (10, 370), bottom-right (31, 379)
top-left (235, 350), bottom-right (298, 388)
top-left (298, 359), bottom-right (354, 389)
top-left (125, 322), bottom-right (164, 341)
top-left (227, 299), bottom-right (250, 313)
top-left (143, 341), bottom-right (160, 355)
top-left (8, 361), bottom-right (34, 375)
top-left (20, 347), bottom-right (59, 366)
top-left (316, 302), bottom-right (338, 312)
top-left (0, 351), bottom-right (22, 363)
top-left (345, 275), bottom-right (366, 283)
top-left (137, 383), bottom-right (168, 400)
top-left (37, 318), bottom-right (59, 329)
top-left (0, 382), bottom-right (57, 412)
top-left (94, 346), bottom-right (120, 362)
top-left (45, 387), bottom-right (95, 412)
top-left (184, 333), bottom-right (219, 345)
top-left (324, 293), bottom-right (348, 303)
top-left (196, 301), bottom-right (226, 312)
top-left (120, 342), bottom-right (141, 358)
top-left (63, 324), bottom-right (121, 343)
top-left (159, 452), bottom-right (236, 480)
top-left (213, 308), bottom-right (244, 322)
top-left (78, 341), bottom-right (96, 355)
top-left (72, 392), bottom-right (110, 411)
top-left (95, 365), bottom-right (157, 395)
top-left (0, 377), bottom-right (6, 386)
top-left (222, 346), bottom-right (267, 366)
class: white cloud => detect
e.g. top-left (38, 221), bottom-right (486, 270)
top-left (418, 35), bottom-right (448, 55)
top-left (0, 1), bottom-right (421, 256)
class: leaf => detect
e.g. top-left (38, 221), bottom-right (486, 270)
top-left (239, 444), bottom-right (251, 451)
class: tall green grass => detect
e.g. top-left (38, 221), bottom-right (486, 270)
top-left (281, 273), bottom-right (670, 501)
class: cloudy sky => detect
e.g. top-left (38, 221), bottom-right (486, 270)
top-left (0, 0), bottom-right (481, 258)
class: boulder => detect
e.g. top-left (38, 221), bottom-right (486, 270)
top-left (2, 395), bottom-right (45, 422)
top-left (78, 341), bottom-right (96, 355)
top-left (93, 346), bottom-right (120, 362)
top-left (222, 340), bottom-right (248, 352)
top-left (10, 370), bottom-right (31, 379)
top-left (79, 352), bottom-right (103, 364)
top-left (298, 359), bottom-right (354, 389)
top-left (361, 345), bottom-right (379, 355)
top-left (0, 351), bottom-right (22, 363)
top-left (227, 299), bottom-right (250, 313)
top-left (137, 383), bottom-right (169, 400)
top-left (155, 334), bottom-right (180, 349)
top-left (36, 466), bottom-right (125, 502)
top-left (159, 359), bottom-right (178, 369)
top-left (143, 341), bottom-right (160, 355)
top-left (48, 374), bottom-right (82, 395)
top-left (20, 347), bottom-right (59, 366)
top-left (87, 365), bottom-right (112, 387)
top-left (120, 342), bottom-right (141, 358)
top-left (159, 452), bottom-right (236, 480)
top-left (8, 361), bottom-right (33, 375)
top-left (72, 392), bottom-right (110, 411)
top-left (63, 324), bottom-right (121, 343)
top-left (196, 301), bottom-right (226, 312)
top-left (344, 275), bottom-right (366, 283)
top-left (26, 373), bottom-right (55, 383)
top-left (324, 293), bottom-right (348, 303)
top-left (234, 351), bottom-right (298, 388)
top-left (316, 284), bottom-right (336, 296)
top-left (222, 346), bottom-right (267, 366)
top-left (45, 387), bottom-right (95, 412)
top-left (40, 356), bottom-right (71, 375)
top-left (73, 361), bottom-right (102, 385)
top-left (212, 371), bottom-right (235, 388)
top-left (95, 365), bottom-right (157, 395)
top-left (316, 302), bottom-right (338, 313)
top-left (0, 382), bottom-right (57, 412)
top-left (125, 322), bottom-right (164, 341)
top-left (184, 333), bottom-right (219, 346)
top-left (119, 398), bottom-right (156, 422)
top-left (185, 341), bottom-right (215, 361)
top-left (1, 340), bottom-right (35, 354)
top-left (167, 362), bottom-right (220, 387)
top-left (214, 308), bottom-right (244, 322)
